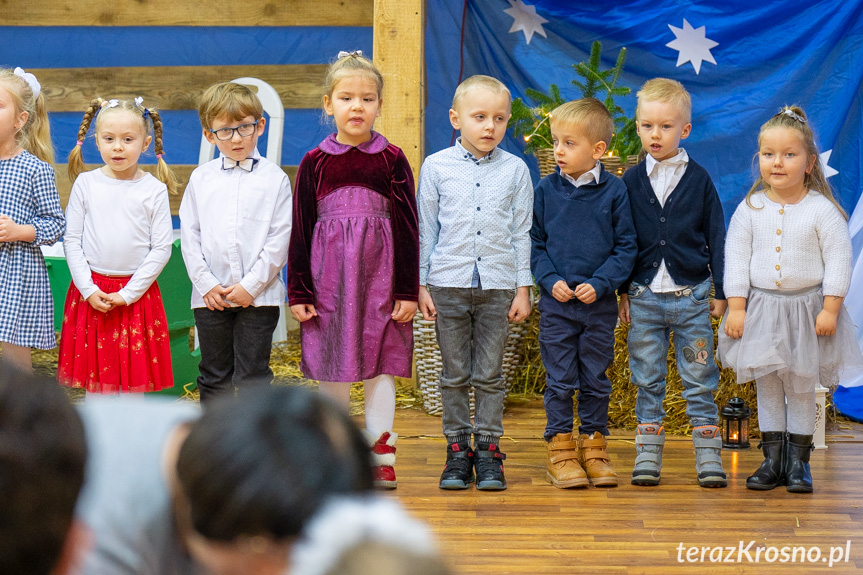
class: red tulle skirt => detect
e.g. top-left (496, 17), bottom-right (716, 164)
top-left (58, 272), bottom-right (173, 394)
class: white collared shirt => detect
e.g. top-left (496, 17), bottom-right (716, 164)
top-left (561, 160), bottom-right (602, 188)
top-left (63, 169), bottom-right (173, 304)
top-left (179, 151), bottom-right (292, 308)
top-left (646, 148), bottom-right (689, 293)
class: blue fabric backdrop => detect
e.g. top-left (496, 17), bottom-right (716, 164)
top-left (0, 26), bottom-right (374, 166)
top-left (425, 0), bottom-right (863, 220)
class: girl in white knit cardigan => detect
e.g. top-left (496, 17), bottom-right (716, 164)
top-left (719, 106), bottom-right (863, 494)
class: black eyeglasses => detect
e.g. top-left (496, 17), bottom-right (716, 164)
top-left (209, 120), bottom-right (259, 141)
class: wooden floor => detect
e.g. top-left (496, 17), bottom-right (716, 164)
top-left (375, 399), bottom-right (863, 575)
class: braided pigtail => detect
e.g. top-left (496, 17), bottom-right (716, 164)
top-left (67, 97), bottom-right (104, 182)
top-left (147, 108), bottom-right (180, 195)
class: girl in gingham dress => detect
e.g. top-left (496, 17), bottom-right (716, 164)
top-left (0, 68), bottom-right (65, 371)
top-left (58, 97), bottom-right (179, 395)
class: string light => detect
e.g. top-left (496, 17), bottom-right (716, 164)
top-left (524, 112), bottom-right (552, 146)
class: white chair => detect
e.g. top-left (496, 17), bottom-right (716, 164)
top-left (197, 77), bottom-right (289, 343)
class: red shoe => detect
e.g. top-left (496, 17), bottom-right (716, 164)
top-left (370, 431), bottom-right (398, 489)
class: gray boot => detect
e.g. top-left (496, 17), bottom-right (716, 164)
top-left (631, 424), bottom-right (664, 486)
top-left (692, 425), bottom-right (727, 488)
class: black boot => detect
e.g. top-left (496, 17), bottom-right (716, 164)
top-left (785, 433), bottom-right (814, 493)
top-left (745, 431), bottom-right (785, 490)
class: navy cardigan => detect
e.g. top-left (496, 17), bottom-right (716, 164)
top-left (620, 158), bottom-right (726, 299)
top-left (530, 166), bottom-right (637, 299)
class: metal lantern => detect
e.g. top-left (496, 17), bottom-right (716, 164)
top-left (720, 397), bottom-right (751, 449)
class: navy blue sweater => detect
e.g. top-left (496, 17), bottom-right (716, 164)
top-left (530, 166), bottom-right (637, 299)
top-left (620, 158), bottom-right (726, 299)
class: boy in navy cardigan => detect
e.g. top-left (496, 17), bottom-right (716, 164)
top-left (618, 78), bottom-right (727, 488)
top-left (531, 99), bottom-right (637, 489)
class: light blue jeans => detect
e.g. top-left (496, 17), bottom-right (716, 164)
top-left (627, 277), bottom-right (719, 427)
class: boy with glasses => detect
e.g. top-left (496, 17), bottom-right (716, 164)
top-left (180, 81), bottom-right (292, 402)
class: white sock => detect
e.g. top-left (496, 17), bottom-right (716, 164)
top-left (318, 381), bottom-right (351, 413)
top-left (363, 374), bottom-right (396, 438)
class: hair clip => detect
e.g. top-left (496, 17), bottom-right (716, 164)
top-left (337, 50), bottom-right (363, 59)
top-left (102, 99), bottom-right (120, 109)
top-left (776, 108), bottom-right (806, 124)
top-left (134, 96), bottom-right (144, 107)
top-left (13, 67), bottom-right (41, 98)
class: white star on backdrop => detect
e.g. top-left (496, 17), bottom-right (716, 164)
top-left (666, 19), bottom-right (718, 74)
top-left (820, 150), bottom-right (839, 179)
top-left (504, 0), bottom-right (548, 45)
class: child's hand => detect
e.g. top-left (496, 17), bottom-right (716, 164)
top-left (225, 283), bottom-right (253, 308)
top-left (418, 287), bottom-right (437, 321)
top-left (574, 283), bottom-right (596, 304)
top-left (551, 280), bottom-right (573, 302)
top-left (104, 293), bottom-right (127, 307)
top-left (508, 287), bottom-right (531, 323)
top-left (203, 285), bottom-right (230, 311)
top-left (618, 294), bottom-right (631, 323)
top-left (0, 215), bottom-right (32, 243)
top-left (290, 303), bottom-right (317, 322)
top-left (392, 300), bottom-right (417, 323)
top-left (710, 298), bottom-right (727, 318)
top-left (724, 310), bottom-right (746, 339)
top-left (815, 309), bottom-right (838, 336)
top-left (86, 290), bottom-right (113, 313)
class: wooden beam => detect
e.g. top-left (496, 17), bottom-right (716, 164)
top-left (373, 0), bottom-right (424, 178)
top-left (35, 65), bottom-right (326, 112)
top-left (1, 0), bottom-right (373, 26)
top-left (53, 164), bottom-right (298, 215)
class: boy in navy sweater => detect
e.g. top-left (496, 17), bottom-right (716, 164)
top-left (618, 78), bottom-right (727, 488)
top-left (531, 98), bottom-right (636, 488)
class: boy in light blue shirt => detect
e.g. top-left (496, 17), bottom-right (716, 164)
top-left (418, 75), bottom-right (533, 491)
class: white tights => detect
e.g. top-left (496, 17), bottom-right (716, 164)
top-left (755, 372), bottom-right (816, 435)
top-left (318, 374), bottom-right (396, 438)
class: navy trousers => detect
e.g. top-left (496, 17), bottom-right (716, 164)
top-left (538, 292), bottom-right (617, 439)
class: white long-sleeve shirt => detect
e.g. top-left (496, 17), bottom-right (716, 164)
top-left (63, 169), bottom-right (172, 305)
top-left (179, 154), bottom-right (292, 308)
top-left (724, 190), bottom-right (852, 298)
top-left (645, 148), bottom-right (688, 293)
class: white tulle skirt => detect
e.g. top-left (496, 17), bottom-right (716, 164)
top-left (718, 286), bottom-right (863, 393)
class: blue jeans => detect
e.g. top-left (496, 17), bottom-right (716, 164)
top-left (428, 285), bottom-right (514, 443)
top-left (194, 306), bottom-right (280, 403)
top-left (627, 278), bottom-right (719, 426)
top-left (539, 292), bottom-right (617, 439)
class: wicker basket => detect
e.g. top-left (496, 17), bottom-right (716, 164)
top-left (414, 312), bottom-right (529, 416)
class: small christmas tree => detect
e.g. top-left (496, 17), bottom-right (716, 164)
top-left (509, 41), bottom-right (640, 158)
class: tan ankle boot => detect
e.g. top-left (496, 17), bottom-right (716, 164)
top-left (577, 432), bottom-right (618, 487)
top-left (546, 433), bottom-right (588, 488)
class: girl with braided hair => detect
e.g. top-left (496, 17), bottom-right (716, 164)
top-left (58, 97), bottom-right (178, 395)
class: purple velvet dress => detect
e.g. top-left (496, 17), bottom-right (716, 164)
top-left (288, 132), bottom-right (419, 382)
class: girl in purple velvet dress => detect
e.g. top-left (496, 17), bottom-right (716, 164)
top-left (287, 51), bottom-right (419, 489)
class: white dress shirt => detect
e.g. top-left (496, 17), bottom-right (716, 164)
top-left (179, 152), bottom-right (292, 308)
top-left (645, 148), bottom-right (689, 293)
top-left (561, 160), bottom-right (602, 188)
top-left (63, 169), bottom-right (173, 304)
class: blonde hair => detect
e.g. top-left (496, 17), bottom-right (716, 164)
top-left (745, 105), bottom-right (845, 219)
top-left (636, 78), bottom-right (691, 123)
top-left (549, 98), bottom-right (613, 146)
top-left (323, 52), bottom-right (384, 101)
top-left (198, 82), bottom-right (264, 131)
top-left (67, 98), bottom-right (180, 195)
top-left (0, 68), bottom-right (54, 163)
top-left (452, 75), bottom-right (511, 109)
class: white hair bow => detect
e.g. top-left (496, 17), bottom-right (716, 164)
top-left (134, 96), bottom-right (144, 107)
top-left (337, 50), bottom-right (363, 59)
top-left (13, 67), bottom-right (41, 98)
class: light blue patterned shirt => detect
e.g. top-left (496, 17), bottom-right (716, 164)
top-left (418, 139), bottom-right (534, 289)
